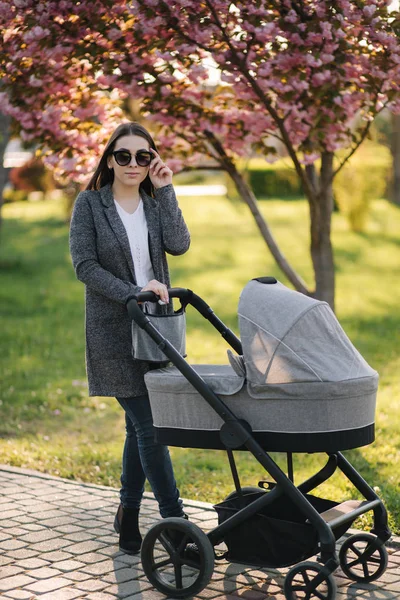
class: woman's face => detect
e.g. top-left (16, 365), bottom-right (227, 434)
top-left (108, 134), bottom-right (151, 189)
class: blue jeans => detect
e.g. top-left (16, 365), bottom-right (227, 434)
top-left (116, 394), bottom-right (183, 518)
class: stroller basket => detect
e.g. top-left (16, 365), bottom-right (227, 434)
top-left (214, 491), bottom-right (351, 568)
top-left (131, 307), bottom-right (186, 363)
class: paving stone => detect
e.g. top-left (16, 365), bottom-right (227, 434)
top-left (0, 565), bottom-right (24, 579)
top-left (96, 535), bottom-right (117, 544)
top-left (23, 575), bottom-right (72, 593)
top-left (40, 516), bottom-right (79, 527)
top-left (197, 588), bottom-right (225, 599)
top-left (0, 574), bottom-right (37, 592)
top-left (38, 588), bottom-right (85, 600)
top-left (15, 557), bottom-right (50, 569)
top-left (63, 531), bottom-right (96, 542)
top-left (3, 590), bottom-right (38, 599)
top-left (104, 552), bottom-right (141, 566)
top-left (75, 578), bottom-right (109, 592)
top-left (0, 509), bottom-right (23, 520)
top-left (63, 569), bottom-right (93, 582)
top-left (19, 529), bottom-right (60, 543)
top-left (102, 579), bottom-right (153, 597)
top-left (54, 524), bottom-right (85, 534)
top-left (0, 539), bottom-right (26, 551)
top-left (18, 523), bottom-right (46, 531)
top-left (25, 566), bottom-right (63, 579)
top-left (101, 567), bottom-right (143, 584)
top-left (65, 540), bottom-right (108, 555)
top-left (85, 593), bottom-right (118, 600)
top-left (4, 548), bottom-right (39, 560)
top-left (39, 550), bottom-right (75, 562)
top-left (81, 560), bottom-right (121, 576)
top-left (28, 537), bottom-right (73, 552)
top-left (51, 559), bottom-right (87, 572)
top-left (70, 551), bottom-right (109, 564)
top-left (0, 519), bottom-right (21, 529)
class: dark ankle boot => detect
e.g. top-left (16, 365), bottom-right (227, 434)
top-left (114, 504), bottom-right (142, 555)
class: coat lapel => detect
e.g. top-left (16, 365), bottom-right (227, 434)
top-left (99, 184), bottom-right (137, 282)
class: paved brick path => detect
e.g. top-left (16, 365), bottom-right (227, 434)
top-left (0, 465), bottom-right (399, 599)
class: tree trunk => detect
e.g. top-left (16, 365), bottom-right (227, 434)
top-left (225, 160), bottom-right (310, 295)
top-left (0, 112), bottom-right (11, 234)
top-left (308, 153), bottom-right (335, 310)
top-left (391, 112), bottom-right (400, 205)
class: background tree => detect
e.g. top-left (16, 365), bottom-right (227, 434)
top-left (0, 110), bottom-right (11, 233)
top-left (392, 113), bottom-right (400, 204)
top-left (1, 0), bottom-right (400, 308)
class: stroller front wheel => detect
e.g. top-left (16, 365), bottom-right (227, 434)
top-left (284, 561), bottom-right (337, 600)
top-left (141, 517), bottom-right (215, 598)
top-left (339, 532), bottom-right (388, 583)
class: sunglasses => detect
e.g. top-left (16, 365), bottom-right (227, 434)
top-left (112, 149), bottom-right (154, 167)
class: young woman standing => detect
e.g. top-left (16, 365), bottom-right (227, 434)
top-left (69, 122), bottom-right (190, 554)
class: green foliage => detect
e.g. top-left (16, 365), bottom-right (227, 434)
top-left (225, 160), bottom-right (303, 201)
top-left (223, 143), bottom-right (392, 234)
top-left (333, 144), bottom-right (391, 232)
top-left (0, 196), bottom-right (399, 534)
top-left (3, 188), bottom-right (28, 203)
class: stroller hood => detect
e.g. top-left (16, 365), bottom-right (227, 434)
top-left (238, 280), bottom-right (378, 399)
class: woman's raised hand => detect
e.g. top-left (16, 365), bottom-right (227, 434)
top-left (141, 279), bottom-right (169, 304)
top-left (148, 149), bottom-right (173, 189)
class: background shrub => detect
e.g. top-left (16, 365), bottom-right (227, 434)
top-left (9, 158), bottom-right (55, 194)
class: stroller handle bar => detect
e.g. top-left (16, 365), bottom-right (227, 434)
top-left (126, 288), bottom-right (243, 355)
top-left (128, 287), bottom-right (193, 305)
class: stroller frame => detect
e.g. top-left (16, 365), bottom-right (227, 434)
top-left (127, 286), bottom-right (391, 600)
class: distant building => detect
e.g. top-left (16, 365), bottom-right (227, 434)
top-left (3, 139), bottom-right (34, 169)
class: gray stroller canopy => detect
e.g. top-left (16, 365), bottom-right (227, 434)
top-left (238, 280), bottom-right (377, 397)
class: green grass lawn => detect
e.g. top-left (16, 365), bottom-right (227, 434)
top-left (0, 194), bottom-right (399, 535)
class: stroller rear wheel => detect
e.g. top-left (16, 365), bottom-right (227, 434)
top-left (339, 532), bottom-right (388, 583)
top-left (141, 517), bottom-right (214, 598)
top-left (284, 561), bottom-right (337, 600)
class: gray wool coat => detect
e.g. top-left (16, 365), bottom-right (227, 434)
top-left (69, 182), bottom-right (190, 397)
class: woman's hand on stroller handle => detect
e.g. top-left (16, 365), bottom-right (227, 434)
top-left (141, 279), bottom-right (169, 304)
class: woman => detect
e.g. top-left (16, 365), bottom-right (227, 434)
top-left (69, 122), bottom-right (190, 555)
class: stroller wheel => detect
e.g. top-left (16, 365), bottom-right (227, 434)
top-left (141, 517), bottom-right (214, 598)
top-left (284, 561), bottom-right (337, 600)
top-left (339, 532), bottom-right (388, 583)
top-left (225, 486), bottom-right (265, 500)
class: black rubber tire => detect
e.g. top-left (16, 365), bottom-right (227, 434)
top-left (284, 561), bottom-right (337, 600)
top-left (225, 486), bottom-right (265, 501)
top-left (141, 517), bottom-right (214, 598)
top-left (339, 532), bottom-right (388, 583)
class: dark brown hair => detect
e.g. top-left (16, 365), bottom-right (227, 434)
top-left (86, 122), bottom-right (158, 196)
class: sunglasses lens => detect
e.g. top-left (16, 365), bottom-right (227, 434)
top-left (136, 151), bottom-right (152, 167)
top-left (114, 151), bottom-right (131, 166)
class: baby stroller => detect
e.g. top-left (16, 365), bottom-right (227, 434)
top-left (127, 277), bottom-right (391, 600)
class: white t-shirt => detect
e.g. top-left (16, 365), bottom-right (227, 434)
top-left (114, 197), bottom-right (155, 287)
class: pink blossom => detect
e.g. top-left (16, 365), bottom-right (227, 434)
top-left (284, 10), bottom-right (298, 24)
top-left (0, 0), bottom-right (399, 183)
top-left (107, 28), bottom-right (123, 41)
top-left (363, 6), bottom-right (377, 19)
top-left (28, 75), bottom-right (43, 87)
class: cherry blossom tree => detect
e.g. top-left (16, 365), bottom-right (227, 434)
top-left (1, 0), bottom-right (400, 308)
